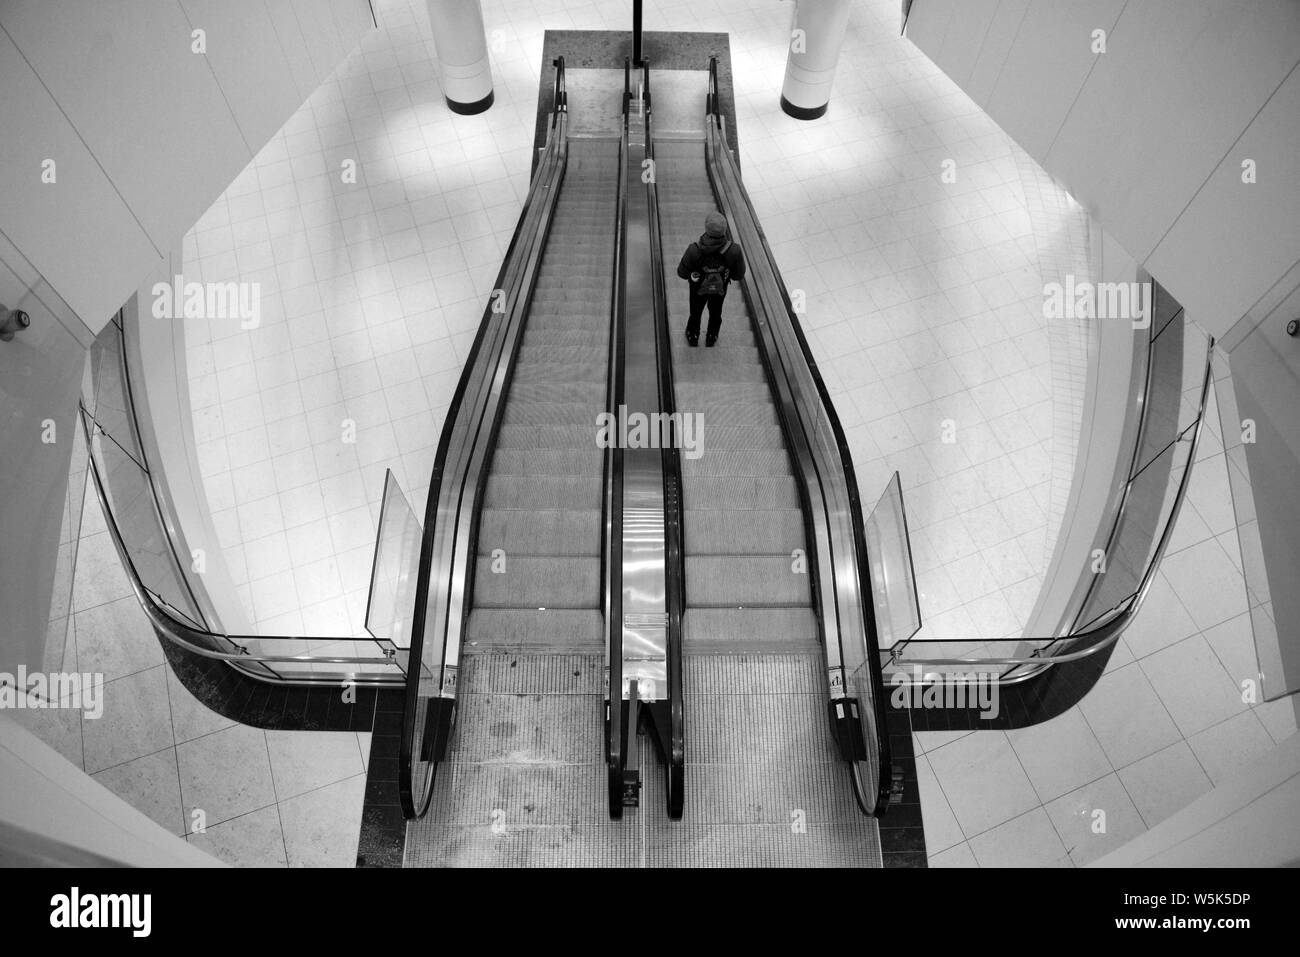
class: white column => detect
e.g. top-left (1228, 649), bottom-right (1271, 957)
top-left (425, 0), bottom-right (494, 114)
top-left (780, 0), bottom-right (852, 120)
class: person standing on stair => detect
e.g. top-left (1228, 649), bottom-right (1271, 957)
top-left (677, 210), bottom-right (746, 347)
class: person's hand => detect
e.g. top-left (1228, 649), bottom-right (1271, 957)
top-left (690, 272), bottom-right (700, 282)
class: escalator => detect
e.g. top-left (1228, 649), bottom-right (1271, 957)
top-left (398, 58), bottom-right (893, 867)
top-left (653, 140), bottom-right (884, 865)
top-left (404, 137), bottom-right (622, 866)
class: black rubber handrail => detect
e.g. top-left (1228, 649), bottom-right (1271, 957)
top-left (603, 59), bottom-right (631, 817)
top-left (399, 58), bottom-right (571, 817)
top-left (704, 58), bottom-right (894, 814)
top-left (642, 58), bottom-right (686, 819)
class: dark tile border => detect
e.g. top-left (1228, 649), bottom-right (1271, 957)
top-left (156, 628), bottom-right (408, 865)
top-left (880, 706), bottom-right (927, 867)
top-left (534, 30), bottom-right (738, 176)
top-left (880, 647), bottom-right (1116, 866)
top-left (900, 640), bottom-right (1116, 732)
top-left (158, 632), bottom-right (386, 732)
top-left (356, 689), bottom-right (407, 867)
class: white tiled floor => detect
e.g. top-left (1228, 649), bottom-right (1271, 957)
top-left (737, 3), bottom-right (1063, 646)
top-left (151, 0), bottom-right (1295, 870)
top-left (919, 375), bottom-right (1298, 867)
top-left (14, 472), bottom-right (372, 867)
top-left (183, 0), bottom-right (542, 636)
top-left (181, 0), bottom-right (1065, 644)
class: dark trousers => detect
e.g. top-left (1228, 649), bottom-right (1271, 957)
top-left (686, 287), bottom-right (726, 340)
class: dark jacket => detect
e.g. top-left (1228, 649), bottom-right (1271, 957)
top-left (677, 235), bottom-right (746, 292)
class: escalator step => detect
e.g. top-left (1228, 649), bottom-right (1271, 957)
top-left (477, 508), bottom-right (601, 557)
top-left (683, 424), bottom-right (788, 451)
top-left (495, 424), bottom-right (601, 450)
top-left (514, 345), bottom-right (610, 365)
top-left (472, 555), bottom-right (599, 607)
top-left (523, 329), bottom-right (612, 348)
top-left (463, 612), bottom-right (603, 652)
top-left (484, 474), bottom-right (601, 510)
top-left (683, 476), bottom-right (801, 509)
top-left (488, 450), bottom-right (604, 475)
top-left (684, 555), bottom-right (813, 606)
top-left (683, 606), bottom-right (820, 649)
top-left (501, 401), bottom-right (601, 427)
top-left (677, 363), bottom-right (768, 384)
top-left (681, 449), bottom-right (791, 477)
top-left (683, 507), bottom-right (805, 554)
top-left (510, 363), bottom-right (606, 383)
top-left (673, 401), bottom-right (781, 431)
top-left (504, 381), bottom-right (606, 405)
top-left (673, 344), bottom-right (762, 366)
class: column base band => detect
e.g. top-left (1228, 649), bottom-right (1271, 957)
top-left (446, 89), bottom-right (494, 115)
top-left (780, 95), bottom-right (828, 120)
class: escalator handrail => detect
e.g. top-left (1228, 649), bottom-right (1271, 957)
top-left (553, 54), bottom-right (567, 116)
top-left (642, 58), bottom-right (687, 790)
top-left (399, 63), bottom-right (571, 818)
top-left (704, 58), bottom-right (893, 814)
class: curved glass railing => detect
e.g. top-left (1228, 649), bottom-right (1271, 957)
top-left (885, 287), bottom-right (1216, 681)
top-left (704, 60), bottom-right (893, 814)
top-left (399, 59), bottom-right (577, 817)
top-left (82, 314), bottom-right (402, 686)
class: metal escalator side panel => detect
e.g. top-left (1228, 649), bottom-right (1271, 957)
top-left (608, 64), bottom-right (679, 815)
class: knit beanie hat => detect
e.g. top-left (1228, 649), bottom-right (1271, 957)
top-left (700, 211), bottom-right (729, 250)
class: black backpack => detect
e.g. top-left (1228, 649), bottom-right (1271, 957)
top-left (697, 241), bottom-right (732, 296)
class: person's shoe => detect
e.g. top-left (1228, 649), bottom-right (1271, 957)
top-left (705, 334), bottom-right (718, 347)
top-left (686, 331), bottom-right (699, 347)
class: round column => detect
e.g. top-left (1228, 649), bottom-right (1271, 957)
top-left (780, 0), bottom-right (851, 120)
top-left (425, 0), bottom-right (494, 114)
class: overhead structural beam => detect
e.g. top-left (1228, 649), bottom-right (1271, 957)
top-left (633, 0), bottom-right (643, 66)
top-left (780, 0), bottom-right (851, 120)
top-left (425, 0), bottom-right (495, 114)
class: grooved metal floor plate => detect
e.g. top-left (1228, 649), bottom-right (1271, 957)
top-left (403, 652), bottom-right (882, 867)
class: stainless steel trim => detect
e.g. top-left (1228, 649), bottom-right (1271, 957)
top-left (619, 101), bottom-right (669, 703)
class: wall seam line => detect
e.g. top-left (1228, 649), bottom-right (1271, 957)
top-left (174, 0), bottom-right (254, 157)
top-left (1143, 55), bottom-right (1300, 270)
top-left (0, 21), bottom-right (163, 260)
top-left (1041, 0), bottom-right (1132, 163)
